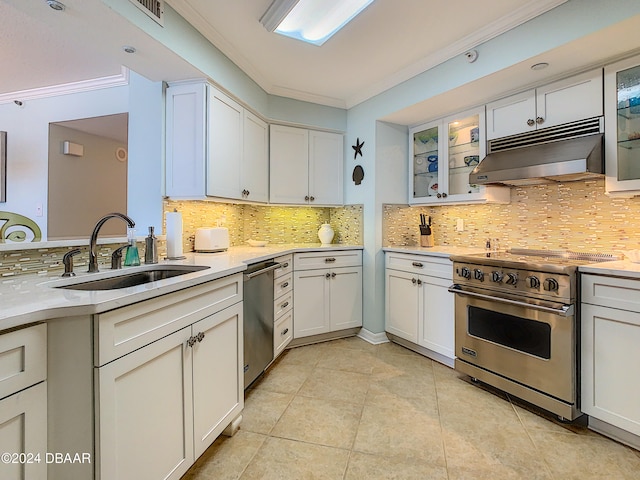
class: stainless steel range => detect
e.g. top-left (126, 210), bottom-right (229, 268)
top-left (449, 249), bottom-right (620, 420)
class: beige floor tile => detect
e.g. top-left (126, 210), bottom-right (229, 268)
top-left (241, 388), bottom-right (294, 434)
top-left (277, 342), bottom-right (332, 367)
top-left (344, 451), bottom-right (448, 480)
top-left (315, 346), bottom-right (380, 375)
top-left (367, 374), bottom-right (438, 413)
top-left (372, 350), bottom-right (435, 378)
top-left (529, 428), bottom-right (640, 480)
top-left (240, 436), bottom-right (349, 480)
top-left (253, 363), bottom-right (314, 394)
top-left (374, 340), bottom-right (419, 357)
top-left (187, 430), bottom-right (267, 480)
top-left (298, 367), bottom-right (370, 405)
top-left (353, 403), bottom-right (445, 465)
top-left (271, 395), bottom-right (363, 449)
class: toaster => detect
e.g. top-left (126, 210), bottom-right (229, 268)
top-left (194, 227), bottom-right (229, 252)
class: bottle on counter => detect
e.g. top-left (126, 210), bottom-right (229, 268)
top-left (124, 228), bottom-right (140, 266)
top-left (145, 226), bottom-right (158, 264)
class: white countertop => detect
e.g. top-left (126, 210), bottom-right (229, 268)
top-left (0, 244), bottom-right (362, 331)
top-left (579, 259), bottom-right (640, 279)
top-left (382, 245), bottom-right (484, 258)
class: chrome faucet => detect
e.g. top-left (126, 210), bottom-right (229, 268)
top-left (88, 213), bottom-right (135, 273)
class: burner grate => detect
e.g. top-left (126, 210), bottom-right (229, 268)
top-left (508, 249), bottom-right (623, 262)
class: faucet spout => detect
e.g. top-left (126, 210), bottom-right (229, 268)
top-left (88, 213), bottom-right (135, 272)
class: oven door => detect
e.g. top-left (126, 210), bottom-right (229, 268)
top-left (449, 284), bottom-right (576, 403)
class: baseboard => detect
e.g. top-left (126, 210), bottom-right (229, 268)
top-left (588, 417), bottom-right (640, 451)
top-left (357, 328), bottom-right (390, 345)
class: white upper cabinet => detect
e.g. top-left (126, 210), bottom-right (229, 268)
top-left (409, 106), bottom-right (509, 205)
top-left (486, 69), bottom-right (603, 140)
top-left (207, 88), bottom-right (243, 200)
top-left (270, 124), bottom-right (344, 205)
top-left (165, 81), bottom-right (268, 202)
top-left (604, 54), bottom-right (640, 196)
top-left (165, 82), bottom-right (207, 198)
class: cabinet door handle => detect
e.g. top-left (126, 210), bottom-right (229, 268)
top-left (536, 116), bottom-right (544, 125)
top-left (331, 272), bottom-right (336, 278)
top-left (196, 332), bottom-right (205, 342)
top-left (187, 336), bottom-right (197, 347)
top-left (281, 281), bottom-right (289, 288)
top-left (417, 279), bottom-right (423, 285)
top-left (527, 118), bottom-right (535, 126)
top-left (309, 196), bottom-right (315, 202)
top-left (281, 301), bottom-right (289, 309)
top-left (436, 193), bottom-right (442, 198)
top-left (281, 328), bottom-right (289, 336)
top-left (305, 195), bottom-right (310, 201)
top-left (412, 278), bottom-right (417, 284)
top-left (442, 192), bottom-right (447, 198)
top-left (412, 262), bottom-right (424, 268)
top-left (325, 257), bottom-right (336, 263)
top-left (326, 272), bottom-right (331, 279)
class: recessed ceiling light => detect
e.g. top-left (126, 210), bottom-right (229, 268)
top-left (46, 0), bottom-right (65, 11)
top-left (122, 46), bottom-right (137, 54)
top-left (531, 62), bottom-right (549, 71)
top-left (261, 0), bottom-right (375, 46)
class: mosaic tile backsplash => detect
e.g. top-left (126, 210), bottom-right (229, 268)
top-left (0, 202), bottom-right (363, 277)
top-left (383, 179), bottom-right (640, 253)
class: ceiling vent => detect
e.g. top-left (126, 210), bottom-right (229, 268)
top-left (129, 0), bottom-right (164, 26)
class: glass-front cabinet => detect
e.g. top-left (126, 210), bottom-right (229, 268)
top-left (409, 107), bottom-right (509, 205)
top-left (605, 54), bottom-right (640, 196)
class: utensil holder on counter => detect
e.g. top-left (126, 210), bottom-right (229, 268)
top-left (420, 234), bottom-right (434, 247)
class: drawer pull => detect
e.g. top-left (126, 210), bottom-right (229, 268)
top-left (281, 281), bottom-right (289, 288)
top-left (281, 301), bottom-right (289, 309)
top-left (412, 262), bottom-right (424, 268)
top-left (325, 257), bottom-right (336, 263)
top-left (281, 262), bottom-right (289, 268)
top-left (281, 328), bottom-right (289, 336)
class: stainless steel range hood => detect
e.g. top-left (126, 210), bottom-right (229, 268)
top-left (470, 117), bottom-right (604, 186)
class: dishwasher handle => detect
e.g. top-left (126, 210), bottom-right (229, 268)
top-left (244, 262), bottom-right (282, 280)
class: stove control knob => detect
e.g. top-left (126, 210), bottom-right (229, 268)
top-left (526, 276), bottom-right (540, 289)
top-left (491, 271), bottom-right (503, 283)
top-left (458, 267), bottom-right (471, 279)
top-left (505, 273), bottom-right (518, 285)
top-left (474, 269), bottom-right (484, 281)
top-left (543, 278), bottom-right (559, 292)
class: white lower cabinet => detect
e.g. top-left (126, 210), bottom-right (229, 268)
top-left (385, 252), bottom-right (455, 366)
top-left (97, 302), bottom-right (243, 480)
top-left (581, 274), bottom-right (640, 444)
top-left (293, 250), bottom-right (362, 339)
top-left (0, 324), bottom-right (47, 480)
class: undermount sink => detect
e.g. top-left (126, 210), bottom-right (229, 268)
top-left (56, 265), bottom-right (210, 291)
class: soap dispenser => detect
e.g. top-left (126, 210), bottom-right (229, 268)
top-left (145, 226), bottom-right (158, 264)
top-left (124, 228), bottom-right (140, 266)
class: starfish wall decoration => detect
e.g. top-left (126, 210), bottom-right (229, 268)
top-left (352, 137), bottom-right (364, 159)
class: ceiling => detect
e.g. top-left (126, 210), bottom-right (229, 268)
top-left (1, 0), bottom-right (640, 124)
top-left (167, 0), bottom-right (569, 108)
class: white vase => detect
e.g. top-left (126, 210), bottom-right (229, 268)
top-left (318, 224), bottom-right (334, 245)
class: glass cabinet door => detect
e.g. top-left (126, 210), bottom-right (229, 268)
top-left (446, 113), bottom-right (482, 196)
top-left (411, 123), bottom-right (440, 201)
top-left (614, 64), bottom-right (640, 182)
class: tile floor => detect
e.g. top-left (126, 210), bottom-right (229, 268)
top-left (183, 337), bottom-right (640, 480)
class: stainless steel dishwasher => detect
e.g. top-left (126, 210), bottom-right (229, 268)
top-left (243, 260), bottom-right (280, 389)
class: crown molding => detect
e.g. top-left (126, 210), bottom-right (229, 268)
top-left (0, 67), bottom-right (130, 105)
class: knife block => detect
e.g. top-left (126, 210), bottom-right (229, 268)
top-left (420, 234), bottom-right (434, 247)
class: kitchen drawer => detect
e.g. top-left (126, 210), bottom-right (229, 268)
top-left (0, 323), bottom-right (46, 401)
top-left (294, 250), bottom-right (362, 271)
top-left (274, 290), bottom-right (293, 319)
top-left (274, 272), bottom-right (293, 298)
top-left (582, 274), bottom-right (640, 313)
top-left (94, 273), bottom-right (242, 366)
top-left (385, 252), bottom-right (452, 280)
top-left (274, 254), bottom-right (293, 279)
top-left (274, 310), bottom-right (293, 358)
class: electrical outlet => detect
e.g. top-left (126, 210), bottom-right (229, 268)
top-left (456, 218), bottom-right (464, 232)
top-left (36, 203), bottom-right (43, 217)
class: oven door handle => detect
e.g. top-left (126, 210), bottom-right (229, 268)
top-left (447, 284), bottom-right (574, 317)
